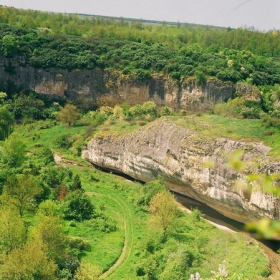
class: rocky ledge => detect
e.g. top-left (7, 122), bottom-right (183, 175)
top-left (82, 119), bottom-right (280, 223)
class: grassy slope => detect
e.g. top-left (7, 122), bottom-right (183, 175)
top-left (12, 116), bottom-right (275, 279)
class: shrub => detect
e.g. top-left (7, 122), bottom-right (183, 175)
top-left (129, 104), bottom-right (144, 119)
top-left (54, 133), bottom-right (72, 149)
top-left (135, 69), bottom-right (151, 81)
top-left (38, 147), bottom-right (54, 165)
top-left (63, 192), bottom-right (94, 221)
top-left (113, 105), bottom-right (124, 119)
top-left (141, 101), bottom-right (158, 119)
top-left (99, 106), bottom-right (113, 116)
top-left (196, 71), bottom-right (206, 86)
top-left (161, 106), bottom-right (175, 116)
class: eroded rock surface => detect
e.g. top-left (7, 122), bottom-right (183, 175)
top-left (82, 119), bottom-right (280, 223)
top-left (0, 56), bottom-right (261, 110)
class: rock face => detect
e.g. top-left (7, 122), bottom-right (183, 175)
top-left (82, 119), bottom-right (280, 223)
top-left (0, 56), bottom-right (261, 109)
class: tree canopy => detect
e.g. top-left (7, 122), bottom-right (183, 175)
top-left (0, 6), bottom-right (279, 86)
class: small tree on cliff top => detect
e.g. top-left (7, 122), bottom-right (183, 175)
top-left (57, 104), bottom-right (80, 127)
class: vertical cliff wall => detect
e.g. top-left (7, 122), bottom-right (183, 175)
top-left (0, 55), bottom-right (260, 109)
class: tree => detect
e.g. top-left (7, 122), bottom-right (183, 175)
top-left (148, 190), bottom-right (179, 238)
top-left (0, 133), bottom-right (26, 167)
top-left (159, 246), bottom-right (194, 280)
top-left (2, 35), bottom-right (18, 57)
top-left (57, 104), bottom-right (80, 127)
top-left (74, 261), bottom-right (101, 280)
top-left (160, 106), bottom-right (174, 116)
top-left (195, 71), bottom-right (206, 86)
top-left (0, 240), bottom-right (57, 280)
top-left (0, 207), bottom-right (26, 254)
top-left (0, 107), bottom-right (14, 140)
top-left (32, 215), bottom-right (66, 263)
top-left (0, 91), bottom-right (7, 104)
top-left (70, 174), bottom-right (83, 192)
top-left (2, 174), bottom-right (42, 217)
top-left (141, 101), bottom-right (158, 119)
top-left (63, 192), bottom-right (94, 221)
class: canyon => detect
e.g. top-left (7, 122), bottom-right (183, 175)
top-left (3, 55), bottom-right (278, 224)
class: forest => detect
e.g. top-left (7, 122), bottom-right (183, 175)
top-left (0, 5), bottom-right (280, 280)
top-left (0, 5), bottom-right (279, 87)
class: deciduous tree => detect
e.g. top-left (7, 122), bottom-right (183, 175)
top-left (0, 207), bottom-right (26, 254)
top-left (2, 174), bottom-right (42, 217)
top-left (148, 190), bottom-right (179, 238)
top-left (0, 106), bottom-right (14, 140)
top-left (57, 104), bottom-right (80, 127)
top-left (0, 133), bottom-right (26, 167)
top-left (0, 240), bottom-right (57, 280)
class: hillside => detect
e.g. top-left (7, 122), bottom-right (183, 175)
top-left (0, 6), bottom-right (280, 280)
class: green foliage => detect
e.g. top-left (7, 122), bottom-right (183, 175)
top-left (0, 106), bottom-right (14, 140)
top-left (1, 174), bottom-right (42, 217)
top-left (63, 192), bottom-right (94, 221)
top-left (2, 35), bottom-right (18, 57)
top-left (37, 147), bottom-right (55, 165)
top-left (161, 106), bottom-right (175, 116)
top-left (135, 69), bottom-right (152, 81)
top-left (54, 133), bottom-right (72, 149)
top-left (128, 104), bottom-right (144, 119)
top-left (196, 71), bottom-right (207, 85)
top-left (0, 207), bottom-right (26, 253)
top-left (0, 91), bottom-right (7, 104)
top-left (148, 190), bottom-right (179, 237)
top-left (0, 7), bottom-right (279, 87)
top-left (141, 101), bottom-right (158, 119)
top-left (214, 97), bottom-right (261, 119)
top-left (12, 92), bottom-right (46, 121)
top-left (57, 104), bottom-right (80, 127)
top-left (129, 178), bottom-right (167, 207)
top-left (0, 133), bottom-right (26, 167)
top-left (0, 240), bottom-right (57, 280)
top-left (70, 174), bottom-right (83, 192)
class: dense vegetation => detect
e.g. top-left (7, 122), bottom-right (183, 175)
top-left (0, 6), bottom-right (279, 87)
top-left (0, 5), bottom-right (280, 279)
top-left (0, 104), bottom-right (274, 279)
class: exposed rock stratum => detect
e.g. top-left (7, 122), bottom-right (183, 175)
top-left (82, 119), bottom-right (280, 223)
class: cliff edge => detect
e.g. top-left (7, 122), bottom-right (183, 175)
top-left (82, 119), bottom-right (280, 223)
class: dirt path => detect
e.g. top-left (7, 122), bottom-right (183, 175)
top-left (99, 195), bottom-right (133, 279)
top-left (55, 153), bottom-right (135, 278)
top-left (54, 153), bottom-right (279, 279)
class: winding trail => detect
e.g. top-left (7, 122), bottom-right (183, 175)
top-left (99, 194), bottom-right (133, 279)
top-left (54, 153), bottom-right (280, 279)
top-left (54, 153), bottom-right (135, 279)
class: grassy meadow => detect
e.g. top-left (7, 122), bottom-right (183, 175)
top-left (7, 114), bottom-right (275, 279)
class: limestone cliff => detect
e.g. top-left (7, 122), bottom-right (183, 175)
top-left (0, 55), bottom-right (260, 109)
top-left (82, 119), bottom-right (280, 223)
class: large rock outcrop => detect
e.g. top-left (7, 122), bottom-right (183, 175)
top-left (82, 119), bottom-right (280, 223)
top-left (0, 55), bottom-right (260, 109)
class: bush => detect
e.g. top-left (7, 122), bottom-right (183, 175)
top-left (135, 69), bottom-right (151, 81)
top-left (240, 107), bottom-right (261, 119)
top-left (38, 147), bottom-right (54, 165)
top-left (141, 101), bottom-right (158, 119)
top-left (161, 106), bottom-right (175, 117)
top-left (63, 193), bottom-right (94, 221)
top-left (196, 71), bottom-right (206, 86)
top-left (129, 104), bottom-right (144, 119)
top-left (113, 105), bottom-right (124, 119)
top-left (54, 133), bottom-right (72, 149)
